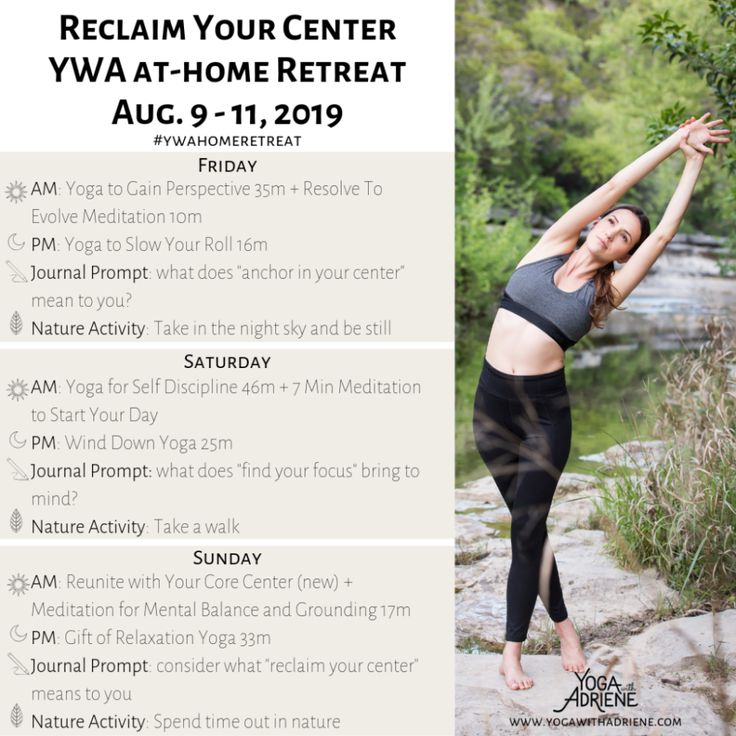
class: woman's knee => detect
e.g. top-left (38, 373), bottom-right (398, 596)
top-left (510, 513), bottom-right (548, 560)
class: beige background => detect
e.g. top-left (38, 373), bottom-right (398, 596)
top-left (1, 153), bottom-right (453, 342)
top-left (2, 349), bottom-right (453, 539)
top-left (1, 545), bottom-right (454, 734)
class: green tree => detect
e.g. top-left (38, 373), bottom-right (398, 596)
top-left (640, 0), bottom-right (736, 269)
top-left (455, 0), bottom-right (732, 230)
top-left (455, 67), bottom-right (532, 323)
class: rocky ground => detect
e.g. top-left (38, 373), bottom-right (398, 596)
top-left (455, 442), bottom-right (736, 736)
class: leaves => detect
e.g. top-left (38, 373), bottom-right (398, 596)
top-left (10, 703), bottom-right (23, 727)
top-left (9, 508), bottom-right (22, 534)
top-left (455, 0), bottom-right (735, 306)
top-left (645, 102), bottom-right (689, 146)
top-left (641, 0), bottom-right (736, 269)
top-left (640, 2), bottom-right (734, 115)
top-left (598, 324), bottom-right (736, 604)
top-left (455, 148), bottom-right (532, 322)
top-left (457, 0), bottom-right (730, 211)
top-left (9, 310), bottom-right (22, 335)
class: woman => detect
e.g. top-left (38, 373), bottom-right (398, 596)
top-left (473, 113), bottom-right (730, 691)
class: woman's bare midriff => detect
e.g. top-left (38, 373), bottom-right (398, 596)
top-left (485, 308), bottom-right (565, 375)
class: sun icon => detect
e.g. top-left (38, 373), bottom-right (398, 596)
top-left (5, 181), bottom-right (27, 204)
top-left (7, 379), bottom-right (28, 401)
top-left (7, 573), bottom-right (29, 596)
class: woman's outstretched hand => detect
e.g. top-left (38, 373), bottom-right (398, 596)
top-left (678, 113), bottom-right (730, 156)
top-left (679, 136), bottom-right (706, 162)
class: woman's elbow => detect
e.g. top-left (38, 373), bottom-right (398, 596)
top-left (650, 228), bottom-right (673, 248)
top-left (605, 176), bottom-right (623, 197)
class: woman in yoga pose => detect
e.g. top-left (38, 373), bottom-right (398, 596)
top-left (473, 113), bottom-right (730, 691)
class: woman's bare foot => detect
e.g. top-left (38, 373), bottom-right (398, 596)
top-left (555, 618), bottom-right (586, 672)
top-left (498, 642), bottom-right (534, 690)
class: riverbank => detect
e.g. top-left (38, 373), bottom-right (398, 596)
top-left (455, 448), bottom-right (736, 734)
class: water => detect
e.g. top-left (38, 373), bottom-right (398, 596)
top-left (455, 323), bottom-right (667, 485)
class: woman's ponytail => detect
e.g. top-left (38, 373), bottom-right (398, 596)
top-left (590, 262), bottom-right (619, 327)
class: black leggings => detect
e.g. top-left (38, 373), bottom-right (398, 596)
top-left (473, 358), bottom-right (571, 642)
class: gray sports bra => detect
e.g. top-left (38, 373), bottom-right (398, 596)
top-left (499, 253), bottom-right (595, 350)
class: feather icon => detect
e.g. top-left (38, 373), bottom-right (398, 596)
top-left (9, 509), bottom-right (22, 534)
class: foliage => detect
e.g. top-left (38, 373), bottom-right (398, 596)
top-left (640, 0), bottom-right (736, 270)
top-left (454, 0), bottom-right (735, 491)
top-left (597, 323), bottom-right (736, 607)
top-left (455, 157), bottom-right (494, 323)
top-left (455, 0), bottom-right (732, 239)
top-left (644, 103), bottom-right (689, 146)
top-left (454, 158), bottom-right (532, 322)
top-left (456, 66), bottom-right (516, 182)
top-left (455, 67), bottom-right (533, 323)
top-left (640, 5), bottom-right (736, 116)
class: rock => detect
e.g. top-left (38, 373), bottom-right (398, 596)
top-left (457, 452), bottom-right (735, 734)
top-left (455, 526), bottom-right (675, 645)
top-left (670, 233), bottom-right (726, 248)
top-left (460, 472), bottom-right (597, 502)
top-left (555, 473), bottom-right (598, 496)
top-left (580, 440), bottom-right (666, 469)
top-left (456, 650), bottom-right (729, 736)
top-left (619, 610), bottom-right (736, 678)
top-left (456, 471), bottom-right (675, 645)
top-left (458, 475), bottom-right (499, 504)
top-left (456, 498), bottom-right (495, 513)
top-left (455, 515), bottom-right (496, 547)
top-left (545, 491), bottom-right (599, 533)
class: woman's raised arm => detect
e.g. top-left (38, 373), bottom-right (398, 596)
top-left (610, 146), bottom-right (703, 304)
top-left (522, 114), bottom-right (727, 264)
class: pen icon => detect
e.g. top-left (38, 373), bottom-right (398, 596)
top-left (8, 653), bottom-right (30, 676)
top-left (7, 459), bottom-right (29, 481)
top-left (6, 262), bottom-right (27, 283)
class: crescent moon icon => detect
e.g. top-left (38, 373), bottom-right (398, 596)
top-left (7, 233), bottom-right (25, 251)
top-left (9, 625), bottom-right (27, 642)
top-left (9, 432), bottom-right (26, 449)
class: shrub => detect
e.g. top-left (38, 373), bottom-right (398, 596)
top-left (597, 321), bottom-right (736, 607)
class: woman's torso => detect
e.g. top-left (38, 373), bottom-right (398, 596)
top-left (485, 253), bottom-right (595, 375)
